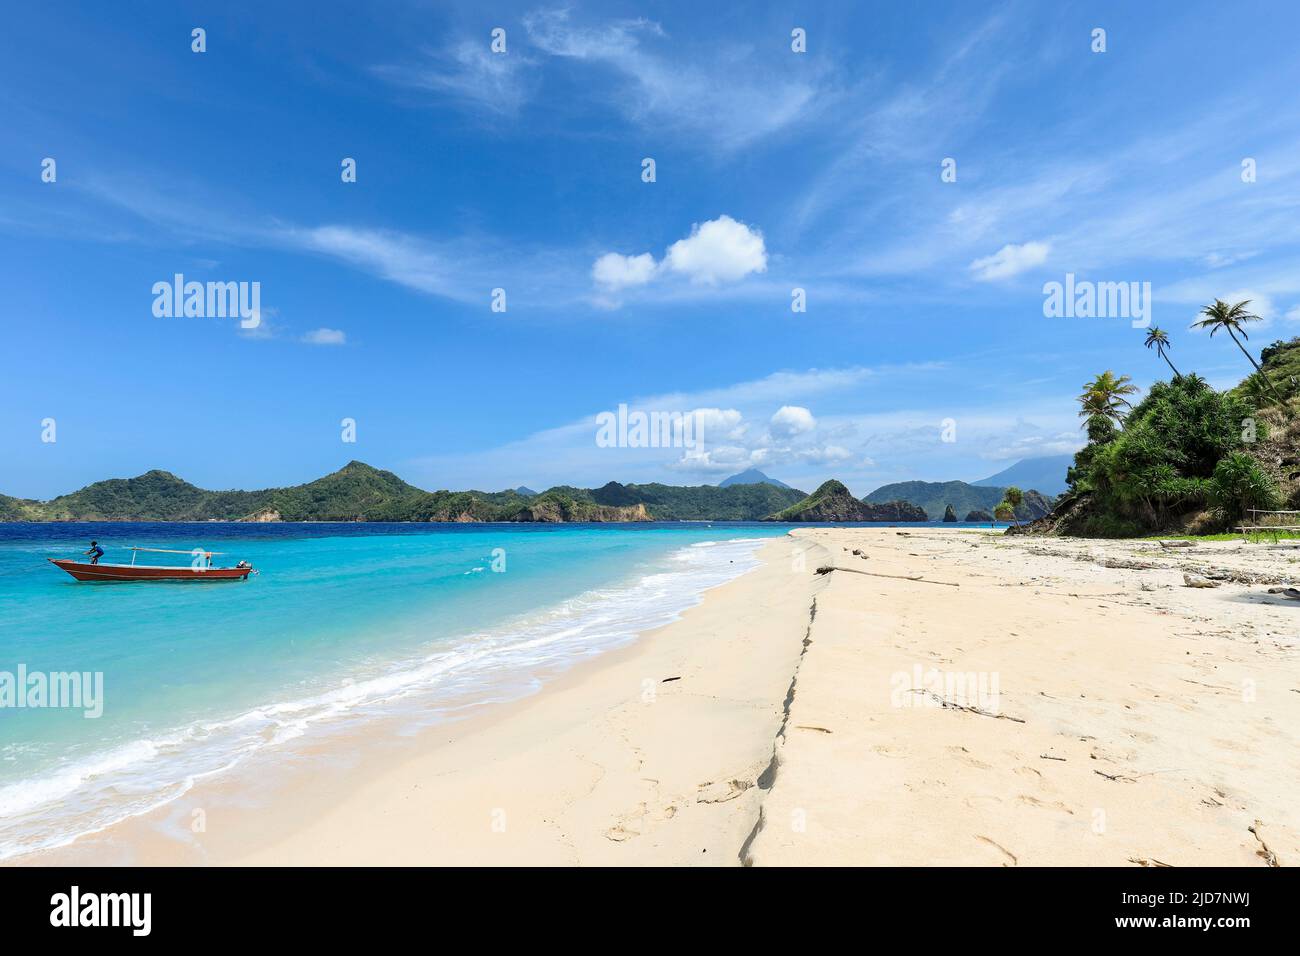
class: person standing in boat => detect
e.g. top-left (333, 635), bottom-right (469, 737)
top-left (84, 541), bottom-right (104, 565)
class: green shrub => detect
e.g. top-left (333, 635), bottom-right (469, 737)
top-left (1209, 452), bottom-right (1279, 522)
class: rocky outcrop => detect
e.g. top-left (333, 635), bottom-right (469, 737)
top-left (965, 509), bottom-right (992, 522)
top-left (513, 499), bottom-right (651, 523)
top-left (942, 504), bottom-right (957, 522)
top-left (239, 508), bottom-right (282, 522)
top-left (767, 480), bottom-right (928, 522)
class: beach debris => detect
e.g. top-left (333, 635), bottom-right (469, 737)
top-left (1103, 557), bottom-right (1162, 570)
top-left (851, 548), bottom-right (864, 556)
top-left (1039, 753), bottom-right (1067, 762)
top-left (1266, 587), bottom-right (1300, 600)
top-left (1249, 821), bottom-right (1280, 867)
top-left (1183, 573), bottom-right (1220, 588)
top-left (815, 565), bottom-right (959, 587)
top-left (1128, 856), bottom-right (1173, 867)
top-left (1158, 540), bottom-right (1196, 549)
top-left (795, 725), bottom-right (833, 734)
top-left (661, 676), bottom-right (682, 683)
top-left (908, 689), bottom-right (1025, 722)
top-left (1093, 769), bottom-right (1137, 783)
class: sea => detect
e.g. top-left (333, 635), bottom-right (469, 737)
top-left (0, 519), bottom-right (1002, 859)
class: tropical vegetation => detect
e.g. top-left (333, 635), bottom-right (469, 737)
top-left (1043, 306), bottom-right (1300, 537)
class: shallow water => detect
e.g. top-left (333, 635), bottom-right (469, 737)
top-left (0, 521), bottom-right (791, 858)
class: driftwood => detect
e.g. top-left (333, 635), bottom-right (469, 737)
top-left (1249, 821), bottom-right (1280, 867)
top-left (815, 565), bottom-right (959, 587)
top-left (909, 689), bottom-right (1025, 722)
top-left (1158, 540), bottom-right (1195, 549)
top-left (1102, 557), bottom-right (1163, 570)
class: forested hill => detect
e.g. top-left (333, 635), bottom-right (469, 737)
top-left (1, 462), bottom-right (808, 522)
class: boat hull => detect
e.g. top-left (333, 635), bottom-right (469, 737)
top-left (49, 559), bottom-right (254, 582)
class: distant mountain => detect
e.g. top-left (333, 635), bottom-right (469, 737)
top-left (514, 486), bottom-right (538, 497)
top-left (4, 463), bottom-right (806, 523)
top-left (864, 480), bottom-right (1053, 523)
top-left (718, 468), bottom-right (792, 490)
top-left (972, 455), bottom-right (1073, 497)
top-left (767, 480), bottom-right (927, 522)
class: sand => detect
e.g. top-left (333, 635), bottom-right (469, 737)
top-left (21, 528), bottom-right (1300, 866)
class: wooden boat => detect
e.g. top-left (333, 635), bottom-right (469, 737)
top-left (49, 548), bottom-right (257, 583)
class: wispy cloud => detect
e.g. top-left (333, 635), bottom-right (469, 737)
top-left (372, 7), bottom-right (827, 151)
top-left (373, 40), bottom-right (536, 116)
top-left (302, 327), bottom-right (347, 346)
top-left (522, 7), bottom-right (824, 150)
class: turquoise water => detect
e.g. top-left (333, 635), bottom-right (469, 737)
top-left (0, 522), bottom-right (790, 858)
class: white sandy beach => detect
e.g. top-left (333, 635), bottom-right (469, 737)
top-left (23, 528), bottom-right (1300, 866)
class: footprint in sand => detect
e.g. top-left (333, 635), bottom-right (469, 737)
top-left (1017, 794), bottom-right (1074, 815)
top-left (946, 745), bottom-right (992, 770)
top-left (695, 779), bottom-right (754, 804)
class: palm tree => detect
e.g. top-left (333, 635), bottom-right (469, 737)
top-left (1078, 370), bottom-right (1139, 426)
top-left (1192, 299), bottom-right (1287, 407)
top-left (1143, 327), bottom-right (1181, 377)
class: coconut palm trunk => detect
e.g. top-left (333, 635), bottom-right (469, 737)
top-left (1158, 348), bottom-right (1181, 377)
top-left (1227, 326), bottom-right (1287, 407)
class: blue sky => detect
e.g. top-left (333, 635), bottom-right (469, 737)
top-left (4, 0), bottom-right (1300, 499)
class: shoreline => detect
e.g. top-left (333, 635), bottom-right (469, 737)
top-left (17, 527), bottom-right (1300, 866)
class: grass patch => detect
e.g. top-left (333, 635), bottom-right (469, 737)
top-left (1142, 531), bottom-right (1300, 542)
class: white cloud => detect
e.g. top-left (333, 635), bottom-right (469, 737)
top-left (665, 215), bottom-right (767, 285)
top-left (689, 408), bottom-right (747, 441)
top-left (590, 215), bottom-right (767, 300)
top-left (302, 328), bottom-right (347, 346)
top-left (770, 405), bottom-right (816, 438)
top-left (798, 445), bottom-right (852, 464)
top-left (980, 432), bottom-right (1083, 461)
top-left (968, 241), bottom-right (1050, 281)
top-left (592, 252), bottom-right (657, 290)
